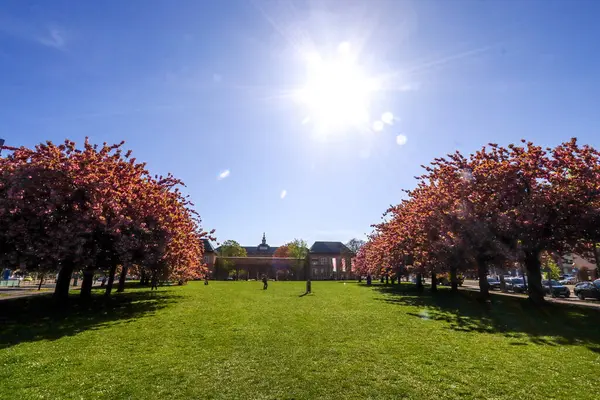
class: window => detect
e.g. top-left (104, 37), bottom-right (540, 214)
top-left (320, 257), bottom-right (327, 265)
top-left (313, 268), bottom-right (317, 276)
top-left (203, 255), bottom-right (210, 263)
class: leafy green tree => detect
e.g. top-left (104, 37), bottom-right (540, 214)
top-left (345, 238), bottom-right (365, 255)
top-left (288, 239), bottom-right (308, 259)
top-left (218, 240), bottom-right (247, 257)
top-left (218, 240), bottom-right (247, 279)
top-left (541, 252), bottom-right (561, 280)
top-left (287, 239), bottom-right (308, 279)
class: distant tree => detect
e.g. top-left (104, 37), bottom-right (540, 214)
top-left (273, 245), bottom-right (290, 258)
top-left (219, 240), bottom-right (247, 257)
top-left (288, 239), bottom-right (309, 259)
top-left (218, 240), bottom-right (247, 279)
top-left (273, 245), bottom-right (291, 276)
top-left (345, 238), bottom-right (365, 255)
top-left (285, 239), bottom-right (309, 279)
top-left (541, 252), bottom-right (561, 280)
top-left (344, 238), bottom-right (365, 278)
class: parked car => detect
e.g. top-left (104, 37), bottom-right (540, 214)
top-left (487, 277), bottom-right (501, 290)
top-left (573, 280), bottom-right (600, 300)
top-left (559, 275), bottom-right (576, 285)
top-left (507, 277), bottom-right (527, 293)
top-left (542, 280), bottom-right (571, 298)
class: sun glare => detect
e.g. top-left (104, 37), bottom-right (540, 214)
top-left (296, 42), bottom-right (379, 133)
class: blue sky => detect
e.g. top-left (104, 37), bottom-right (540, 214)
top-left (2, 0), bottom-right (600, 247)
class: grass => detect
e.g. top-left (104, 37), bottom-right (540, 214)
top-left (1, 281), bottom-right (599, 399)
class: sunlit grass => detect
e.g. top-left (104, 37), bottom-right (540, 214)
top-left (1, 281), bottom-right (598, 399)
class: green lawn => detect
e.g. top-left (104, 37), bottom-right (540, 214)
top-left (1, 281), bottom-right (599, 399)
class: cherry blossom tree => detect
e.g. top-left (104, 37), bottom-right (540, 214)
top-left (0, 139), bottom-right (210, 301)
top-left (359, 138), bottom-right (600, 304)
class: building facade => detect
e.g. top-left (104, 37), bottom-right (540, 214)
top-left (201, 239), bottom-right (217, 272)
top-left (213, 234), bottom-right (300, 280)
top-left (204, 234), bottom-right (355, 280)
top-left (562, 253), bottom-right (599, 280)
top-left (308, 241), bottom-right (354, 280)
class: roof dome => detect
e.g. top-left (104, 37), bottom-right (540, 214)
top-left (257, 232), bottom-right (269, 251)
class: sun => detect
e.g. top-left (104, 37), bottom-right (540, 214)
top-left (296, 42), bottom-right (379, 133)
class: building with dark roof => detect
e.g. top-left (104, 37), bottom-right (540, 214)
top-left (201, 239), bottom-right (217, 272)
top-left (241, 233), bottom-right (279, 257)
top-left (212, 234), bottom-right (298, 280)
top-left (206, 234), bottom-right (355, 281)
top-left (309, 241), bottom-right (351, 255)
top-left (309, 241), bottom-right (354, 280)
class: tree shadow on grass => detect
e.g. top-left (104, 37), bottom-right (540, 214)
top-left (0, 288), bottom-right (180, 350)
top-left (367, 283), bottom-right (600, 352)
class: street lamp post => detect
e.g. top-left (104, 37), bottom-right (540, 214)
top-left (305, 255), bottom-right (311, 294)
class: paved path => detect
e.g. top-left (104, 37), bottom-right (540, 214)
top-left (0, 288), bottom-right (53, 301)
top-left (0, 283), bottom-right (101, 301)
top-left (461, 279), bottom-right (600, 309)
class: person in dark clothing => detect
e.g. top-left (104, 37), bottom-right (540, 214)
top-left (262, 275), bottom-right (268, 290)
top-left (366, 274), bottom-right (372, 286)
top-left (204, 275), bottom-right (209, 285)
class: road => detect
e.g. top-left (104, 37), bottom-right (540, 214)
top-left (461, 279), bottom-right (600, 308)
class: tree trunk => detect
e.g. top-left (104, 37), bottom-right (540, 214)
top-left (80, 269), bottom-right (94, 299)
top-left (524, 249), bottom-right (545, 304)
top-left (477, 258), bottom-right (490, 301)
top-left (53, 260), bottom-right (74, 301)
top-left (104, 262), bottom-right (118, 296)
top-left (416, 273), bottom-right (423, 293)
top-left (431, 270), bottom-right (437, 293)
top-left (140, 268), bottom-right (147, 286)
top-left (151, 271), bottom-right (158, 290)
top-left (450, 265), bottom-right (458, 293)
top-left (38, 273), bottom-right (45, 291)
top-left (117, 264), bottom-right (129, 293)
